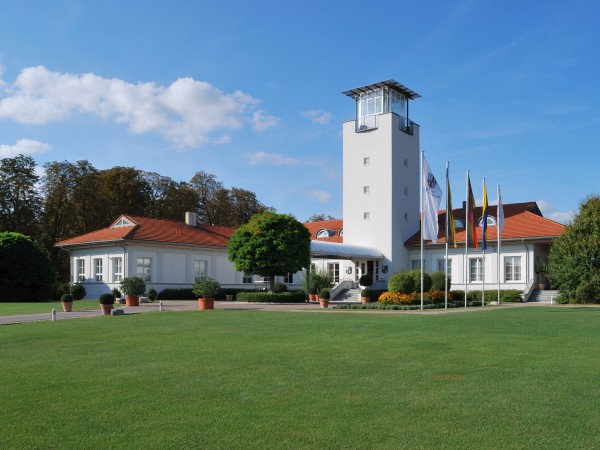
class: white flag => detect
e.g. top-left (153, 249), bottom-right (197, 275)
top-left (422, 154), bottom-right (443, 243)
top-left (497, 188), bottom-right (505, 233)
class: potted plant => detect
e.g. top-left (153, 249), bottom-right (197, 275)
top-left (309, 287), bottom-right (318, 302)
top-left (535, 263), bottom-right (547, 290)
top-left (225, 288), bottom-right (234, 301)
top-left (147, 288), bottom-right (158, 301)
top-left (60, 293), bottom-right (74, 312)
top-left (193, 277), bottom-right (221, 310)
top-left (319, 288), bottom-right (331, 308)
top-left (361, 288), bottom-right (371, 304)
top-left (120, 277), bottom-right (146, 307)
top-left (99, 293), bottom-right (115, 315)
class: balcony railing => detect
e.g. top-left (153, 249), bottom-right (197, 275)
top-left (399, 116), bottom-right (414, 135)
top-left (355, 114), bottom-right (378, 132)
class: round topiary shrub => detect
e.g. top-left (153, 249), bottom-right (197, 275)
top-left (359, 273), bottom-right (373, 287)
top-left (70, 283), bottom-right (86, 300)
top-left (388, 272), bottom-right (415, 294)
top-left (0, 232), bottom-right (56, 302)
top-left (430, 271), bottom-right (450, 291)
top-left (99, 293), bottom-right (115, 305)
top-left (111, 288), bottom-right (122, 298)
top-left (60, 293), bottom-right (74, 303)
top-left (319, 288), bottom-right (331, 300)
top-left (408, 269), bottom-right (432, 293)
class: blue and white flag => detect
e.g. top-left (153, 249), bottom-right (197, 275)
top-left (422, 154), bottom-right (443, 243)
top-left (497, 187), bottom-right (505, 234)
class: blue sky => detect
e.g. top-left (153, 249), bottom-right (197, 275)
top-left (1, 0), bottom-right (598, 223)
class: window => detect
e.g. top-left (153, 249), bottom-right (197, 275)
top-left (283, 272), bottom-right (294, 284)
top-left (363, 157), bottom-right (370, 166)
top-left (469, 258), bottom-right (483, 282)
top-left (505, 256), bottom-right (522, 281)
top-left (358, 88), bottom-right (383, 117)
top-left (94, 258), bottom-right (103, 282)
top-left (478, 216), bottom-right (497, 227)
top-left (437, 258), bottom-right (452, 276)
top-left (194, 260), bottom-right (208, 282)
top-left (76, 259), bottom-right (85, 282)
top-left (328, 263), bottom-right (340, 283)
top-left (136, 257), bottom-right (152, 282)
top-left (243, 273), bottom-right (253, 284)
top-left (375, 261), bottom-right (380, 281)
top-left (411, 259), bottom-right (421, 269)
top-left (404, 187), bottom-right (408, 196)
top-left (363, 185), bottom-right (370, 194)
top-left (404, 158), bottom-right (408, 167)
top-left (113, 257), bottom-right (123, 282)
top-left (404, 213), bottom-right (408, 221)
top-left (363, 212), bottom-right (370, 220)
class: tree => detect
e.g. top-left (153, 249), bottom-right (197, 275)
top-left (189, 171), bottom-right (224, 225)
top-left (227, 212), bottom-right (311, 292)
top-left (97, 166), bottom-right (152, 220)
top-left (306, 213), bottom-right (338, 222)
top-left (0, 155), bottom-right (41, 236)
top-left (0, 232), bottom-right (56, 301)
top-left (547, 195), bottom-right (600, 303)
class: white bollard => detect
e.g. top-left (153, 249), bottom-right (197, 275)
top-left (51, 308), bottom-right (57, 321)
top-left (159, 301), bottom-right (163, 311)
top-left (550, 296), bottom-right (554, 305)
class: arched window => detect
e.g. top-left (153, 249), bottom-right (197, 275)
top-left (316, 229), bottom-right (336, 239)
top-left (478, 216), bottom-right (497, 227)
top-left (454, 218), bottom-right (465, 229)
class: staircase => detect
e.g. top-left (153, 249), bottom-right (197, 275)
top-left (332, 288), bottom-right (362, 303)
top-left (528, 289), bottom-right (559, 303)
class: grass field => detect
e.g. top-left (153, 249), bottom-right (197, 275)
top-left (0, 300), bottom-right (101, 316)
top-left (1, 307), bottom-right (598, 449)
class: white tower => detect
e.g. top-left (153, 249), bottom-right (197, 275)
top-left (342, 80), bottom-right (421, 283)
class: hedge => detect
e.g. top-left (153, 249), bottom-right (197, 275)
top-left (236, 291), bottom-right (306, 303)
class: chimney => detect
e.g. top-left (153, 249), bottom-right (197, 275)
top-left (185, 212), bottom-right (197, 226)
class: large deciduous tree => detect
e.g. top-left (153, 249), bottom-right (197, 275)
top-left (0, 155), bottom-right (41, 236)
top-left (547, 195), bottom-right (600, 303)
top-left (227, 212), bottom-right (311, 292)
top-left (0, 232), bottom-right (56, 301)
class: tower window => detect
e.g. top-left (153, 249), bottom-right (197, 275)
top-left (404, 158), bottom-right (408, 167)
top-left (363, 157), bottom-right (370, 166)
top-left (363, 186), bottom-right (370, 194)
top-left (404, 187), bottom-right (408, 196)
top-left (404, 213), bottom-right (408, 221)
top-left (364, 212), bottom-right (370, 220)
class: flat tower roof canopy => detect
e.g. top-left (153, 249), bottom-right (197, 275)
top-left (342, 79), bottom-right (421, 100)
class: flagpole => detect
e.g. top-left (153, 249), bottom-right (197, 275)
top-left (497, 185), bottom-right (502, 305)
top-left (464, 170), bottom-right (469, 308)
top-left (482, 178), bottom-right (485, 307)
top-left (445, 161), bottom-right (449, 310)
top-left (420, 151), bottom-right (424, 311)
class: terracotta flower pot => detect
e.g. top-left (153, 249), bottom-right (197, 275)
top-left (198, 298), bottom-right (215, 310)
top-left (125, 295), bottom-right (140, 307)
top-left (61, 301), bottom-right (73, 312)
top-left (309, 293), bottom-right (317, 301)
top-left (319, 299), bottom-right (329, 309)
top-left (226, 294), bottom-right (234, 301)
top-left (100, 304), bottom-right (113, 315)
top-left (361, 297), bottom-right (369, 304)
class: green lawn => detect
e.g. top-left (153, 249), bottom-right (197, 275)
top-left (0, 299), bottom-right (102, 315)
top-left (0, 307), bottom-right (598, 449)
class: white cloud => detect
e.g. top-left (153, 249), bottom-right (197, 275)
top-left (251, 109), bottom-right (280, 131)
top-left (247, 151), bottom-right (301, 166)
top-left (0, 138), bottom-right (52, 157)
top-left (309, 190), bottom-right (332, 203)
top-left (0, 66), bottom-right (275, 148)
top-left (302, 109), bottom-right (331, 124)
top-left (537, 200), bottom-right (574, 224)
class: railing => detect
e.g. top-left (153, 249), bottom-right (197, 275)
top-left (356, 114), bottom-right (378, 132)
top-left (520, 278), bottom-right (535, 302)
top-left (399, 116), bottom-right (414, 135)
top-left (330, 280), bottom-right (355, 300)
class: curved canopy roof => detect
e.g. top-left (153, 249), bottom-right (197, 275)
top-left (311, 240), bottom-right (382, 260)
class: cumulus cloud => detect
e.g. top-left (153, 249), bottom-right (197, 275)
top-left (0, 138), bottom-right (52, 157)
top-left (301, 109), bottom-right (331, 124)
top-left (309, 190), bottom-right (332, 203)
top-left (0, 66), bottom-right (278, 147)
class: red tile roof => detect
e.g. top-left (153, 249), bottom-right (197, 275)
top-left (56, 215), bottom-right (235, 248)
top-left (404, 202), bottom-right (565, 246)
top-left (304, 219), bottom-right (344, 243)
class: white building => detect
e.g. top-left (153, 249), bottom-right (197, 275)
top-left (56, 79), bottom-right (564, 300)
